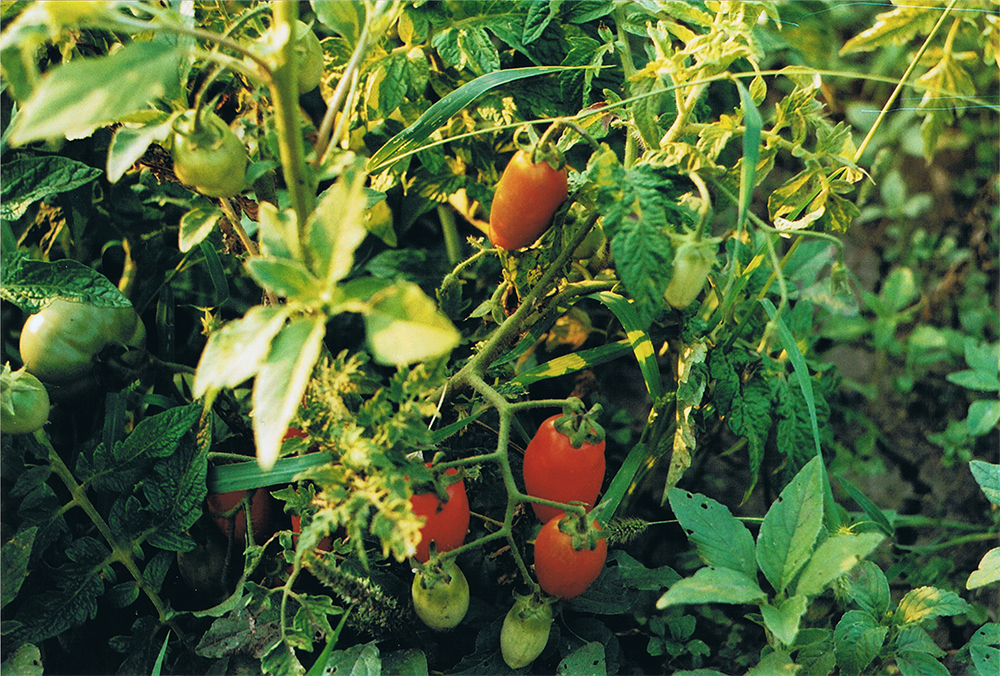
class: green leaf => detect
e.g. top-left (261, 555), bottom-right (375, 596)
top-left (839, 6), bottom-right (937, 55)
top-left (967, 547), bottom-right (1000, 590)
top-left (946, 370), bottom-right (1000, 392)
top-left (308, 165), bottom-right (370, 285)
top-left (0, 644), bottom-right (43, 676)
top-left (524, 0), bottom-right (561, 44)
top-left (381, 648), bottom-right (428, 676)
top-left (1, 527), bottom-right (36, 610)
top-left (795, 532), bottom-right (884, 598)
top-left (198, 240), bottom-right (230, 308)
top-left (312, 0), bottom-right (363, 41)
top-left (314, 641), bottom-right (381, 676)
top-left (746, 650), bottom-right (800, 676)
top-left (144, 432), bottom-right (208, 551)
top-left (557, 641), bottom-right (605, 676)
top-left (895, 650), bottom-right (949, 676)
top-left (735, 77), bottom-right (762, 233)
top-left (894, 586), bottom-right (969, 626)
top-left (192, 305), bottom-right (292, 399)
top-left (841, 561), bottom-right (890, 618)
top-left (82, 404), bottom-right (202, 493)
top-left (106, 118), bottom-right (172, 183)
top-left (756, 456), bottom-right (824, 595)
top-left (896, 625), bottom-right (945, 658)
top-left (178, 207), bottom-right (222, 253)
top-left (367, 52), bottom-right (409, 117)
top-left (363, 282), bottom-right (460, 367)
top-left (656, 566), bottom-right (766, 608)
top-left (367, 67), bottom-right (561, 171)
top-left (760, 594), bottom-right (808, 647)
top-left (964, 339), bottom-right (1000, 374)
top-left (245, 258), bottom-right (320, 300)
top-left (970, 461), bottom-right (1000, 506)
top-left (837, 475), bottom-right (895, 537)
top-left (511, 340), bottom-right (634, 388)
top-left (968, 624), bottom-right (1000, 676)
top-left (589, 292), bottom-right (663, 399)
top-left (253, 317), bottom-right (326, 470)
top-left (9, 40), bottom-right (182, 144)
top-left (0, 156), bottom-right (102, 220)
top-left (667, 488), bottom-right (757, 579)
top-left (967, 400), bottom-right (1000, 436)
top-left (834, 610), bottom-right (888, 676)
top-left (0, 254), bottom-right (132, 312)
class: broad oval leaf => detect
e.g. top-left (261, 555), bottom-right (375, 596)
top-left (363, 282), bottom-right (460, 366)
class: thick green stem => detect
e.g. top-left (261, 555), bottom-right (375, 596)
top-left (269, 1), bottom-right (315, 227)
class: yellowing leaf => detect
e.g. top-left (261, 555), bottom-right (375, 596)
top-left (364, 282), bottom-right (460, 366)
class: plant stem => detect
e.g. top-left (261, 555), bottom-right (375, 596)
top-left (269, 1), bottom-right (315, 226)
top-left (852, 0), bottom-right (957, 162)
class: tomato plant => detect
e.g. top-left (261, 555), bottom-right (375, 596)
top-left (500, 592), bottom-right (554, 669)
top-left (410, 466), bottom-right (470, 563)
top-left (523, 401), bottom-right (606, 523)
top-left (1, 1), bottom-right (995, 675)
top-left (411, 558), bottom-right (470, 631)
top-left (18, 298), bottom-right (145, 386)
top-left (488, 148), bottom-right (568, 250)
top-left (170, 109), bottom-right (248, 198)
top-left (533, 514), bottom-right (607, 600)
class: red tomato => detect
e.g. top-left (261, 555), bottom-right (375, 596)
top-left (523, 413), bottom-right (605, 523)
top-left (489, 149), bottom-right (568, 250)
top-left (290, 514), bottom-right (333, 552)
top-left (206, 489), bottom-right (273, 545)
top-left (534, 516), bottom-right (607, 599)
top-left (410, 466), bottom-right (470, 563)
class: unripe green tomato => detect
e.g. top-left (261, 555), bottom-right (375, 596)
top-left (411, 560), bottom-right (470, 631)
top-left (1, 365), bottom-right (50, 434)
top-left (171, 110), bottom-right (248, 198)
top-left (19, 298), bottom-right (146, 385)
top-left (573, 223), bottom-right (606, 260)
top-left (293, 21), bottom-right (324, 94)
top-left (664, 241), bottom-right (715, 309)
top-left (500, 594), bottom-right (553, 669)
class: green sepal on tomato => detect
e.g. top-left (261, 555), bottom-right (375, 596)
top-left (534, 513), bottom-right (607, 600)
top-left (170, 109), bottom-right (248, 198)
top-left (411, 558), bottom-right (470, 631)
top-left (488, 148), bottom-right (568, 250)
top-left (500, 592), bottom-right (554, 669)
top-left (523, 399), bottom-right (606, 523)
top-left (410, 465), bottom-right (470, 563)
top-left (19, 297), bottom-right (146, 386)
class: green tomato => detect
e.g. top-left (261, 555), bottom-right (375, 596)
top-left (500, 593), bottom-right (553, 669)
top-left (171, 110), bottom-right (248, 198)
top-left (19, 298), bottom-right (146, 385)
top-left (1, 364), bottom-right (50, 434)
top-left (664, 240), bottom-right (716, 309)
top-left (411, 559), bottom-right (470, 631)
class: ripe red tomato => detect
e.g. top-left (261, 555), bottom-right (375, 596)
top-left (534, 516), bottom-right (607, 600)
top-left (410, 466), bottom-right (470, 563)
top-left (523, 412), bottom-right (605, 523)
top-left (206, 488), bottom-right (274, 545)
top-left (488, 149), bottom-right (568, 250)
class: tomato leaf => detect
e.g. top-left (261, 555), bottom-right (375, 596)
top-left (308, 164), bottom-right (370, 286)
top-left (0, 254), bottom-right (132, 312)
top-left (0, 156), bottom-right (102, 220)
top-left (0, 527), bottom-right (37, 610)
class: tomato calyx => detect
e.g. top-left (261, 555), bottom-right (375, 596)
top-left (556, 510), bottom-right (605, 552)
top-left (552, 397), bottom-right (605, 449)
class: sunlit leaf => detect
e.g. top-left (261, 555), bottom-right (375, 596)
top-left (363, 282), bottom-right (460, 366)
